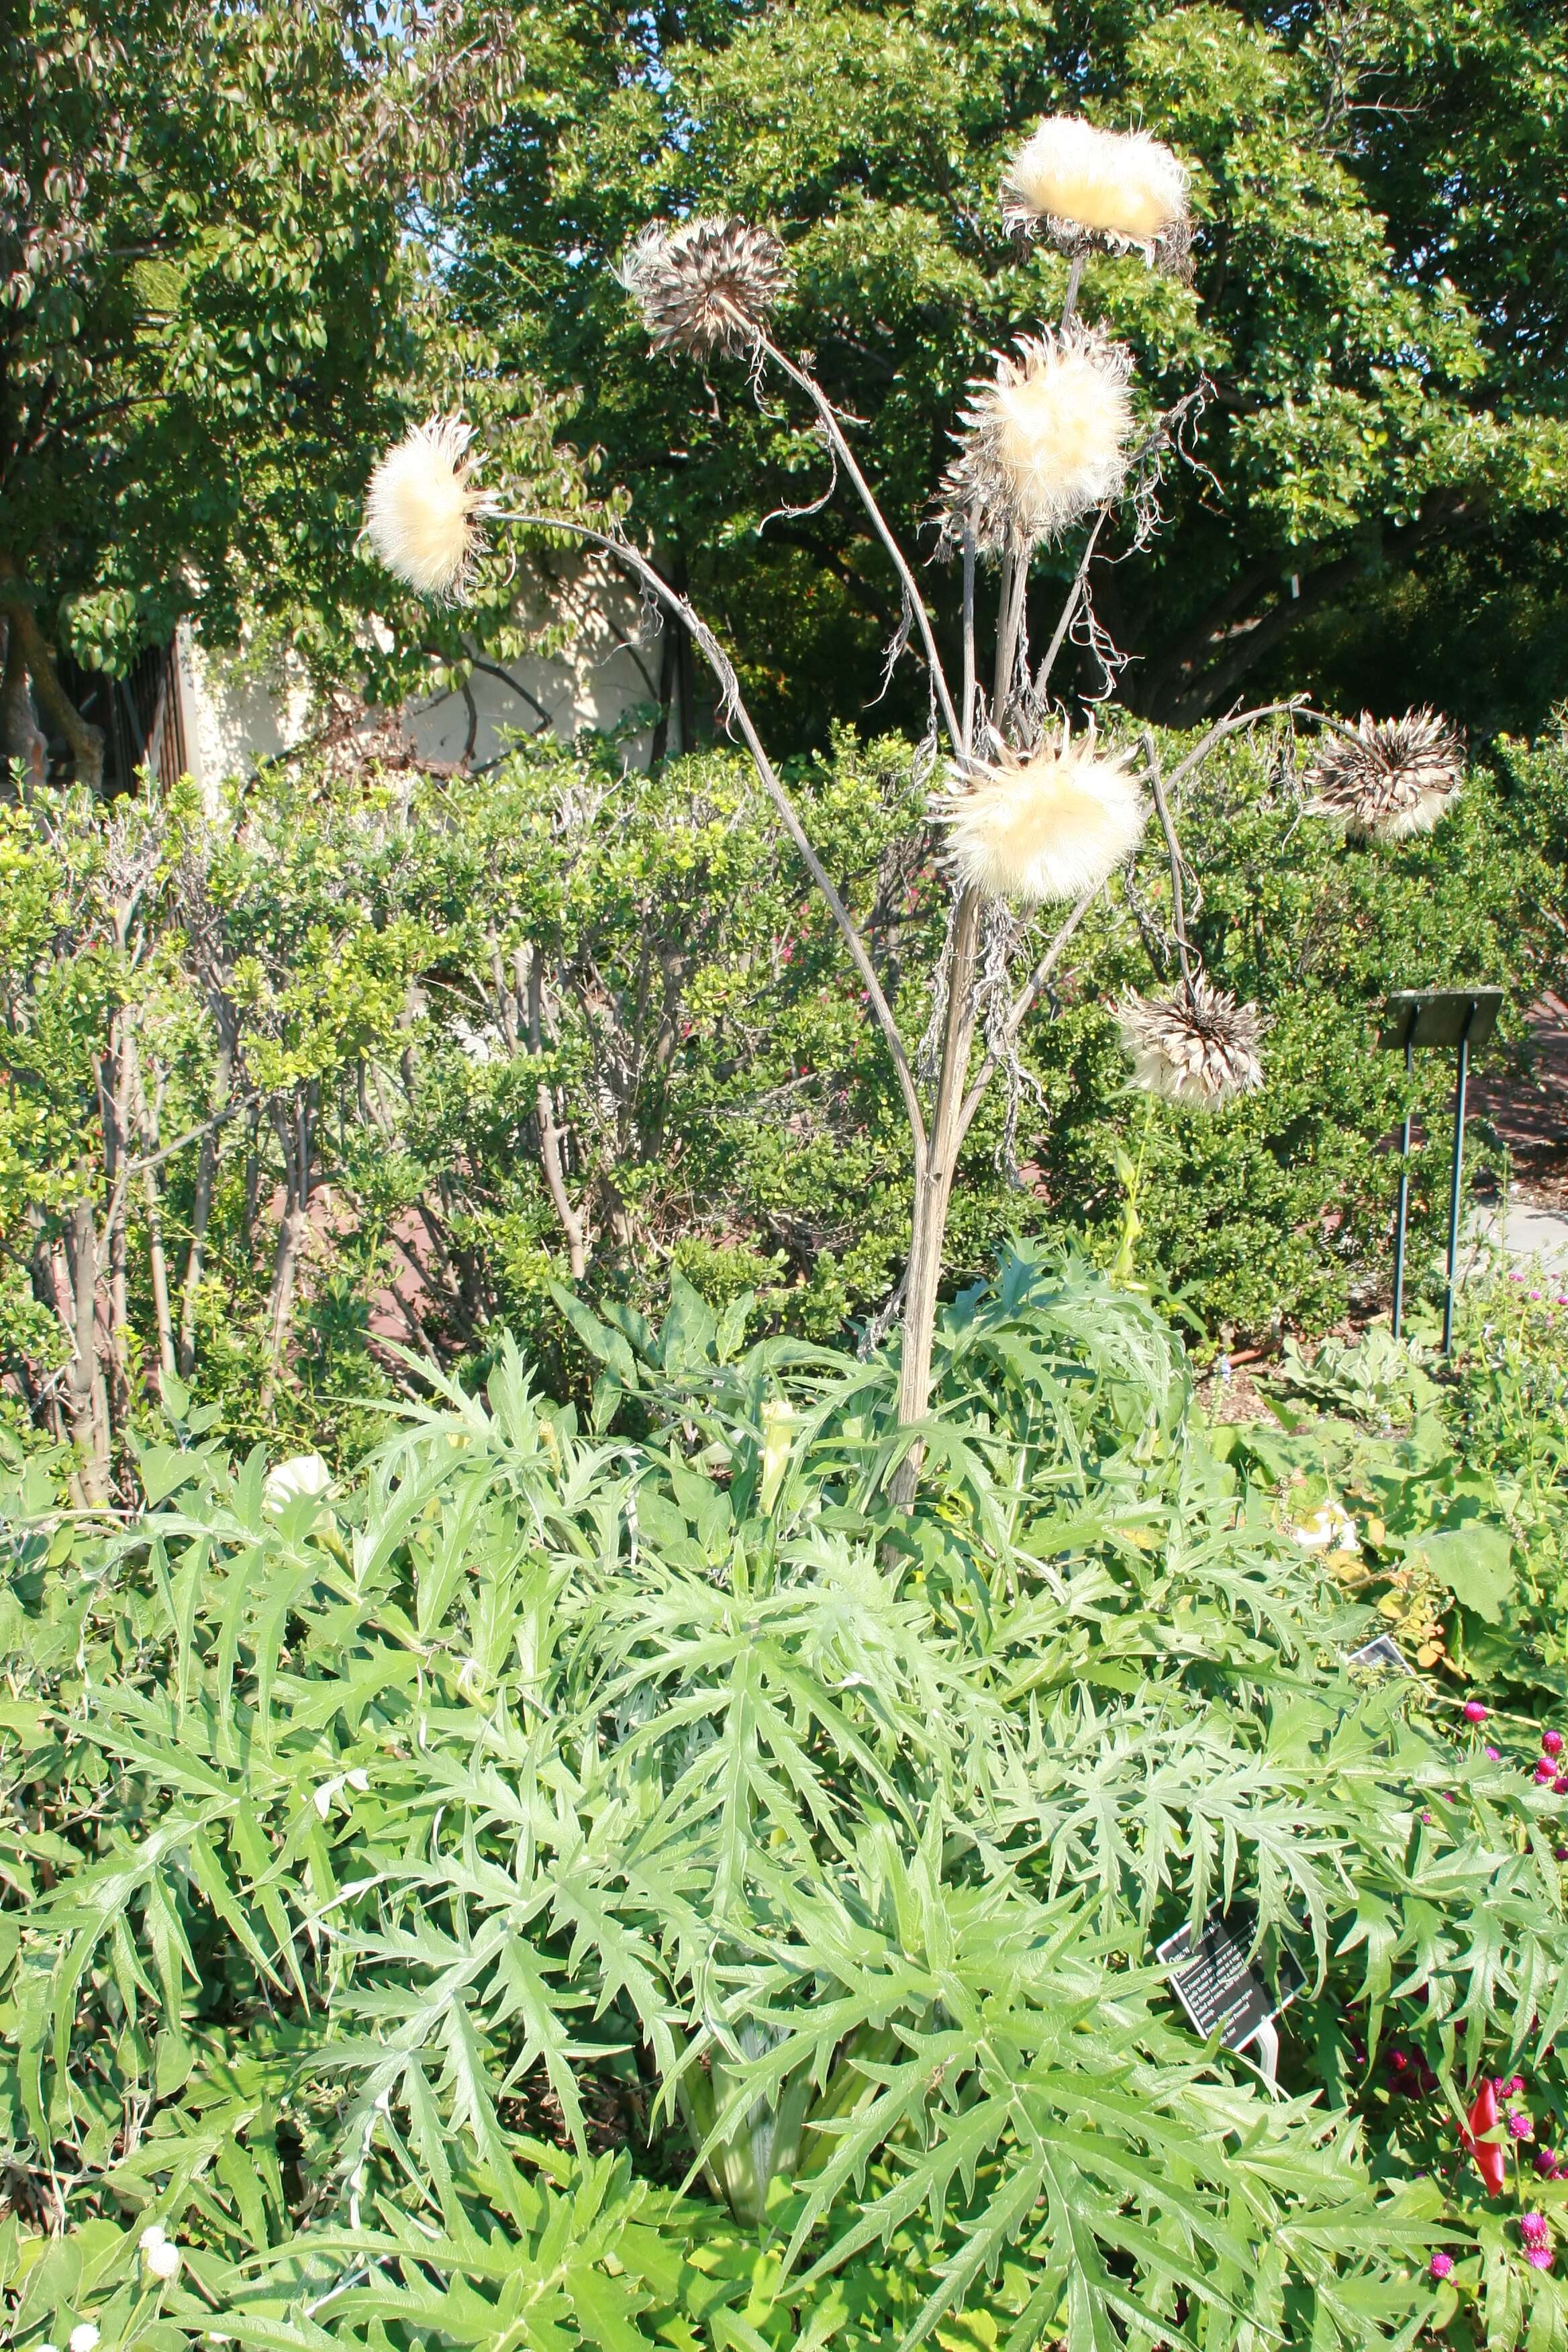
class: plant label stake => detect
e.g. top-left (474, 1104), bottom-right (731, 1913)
top-left (1156, 1904), bottom-right (1302, 2081)
top-left (1347, 1632), bottom-right (1415, 1675)
top-left (1378, 989), bottom-right (1503, 1352)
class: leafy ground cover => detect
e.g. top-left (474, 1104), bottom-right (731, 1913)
top-left (4, 1248), bottom-right (1568, 2350)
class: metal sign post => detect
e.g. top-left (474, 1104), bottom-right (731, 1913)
top-left (1378, 989), bottom-right (1504, 1352)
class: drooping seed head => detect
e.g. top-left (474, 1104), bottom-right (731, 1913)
top-left (940, 324), bottom-right (1136, 554)
top-left (618, 217), bottom-right (789, 358)
top-left (1116, 973), bottom-right (1269, 1108)
top-left (1001, 114), bottom-right (1192, 274)
top-left (934, 722), bottom-right (1146, 905)
top-left (362, 417), bottom-right (491, 602)
top-left (1305, 710), bottom-right (1464, 844)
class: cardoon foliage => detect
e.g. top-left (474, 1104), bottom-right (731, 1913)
top-left (3, 1249), bottom-right (1563, 2349)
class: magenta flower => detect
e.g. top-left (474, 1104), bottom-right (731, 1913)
top-left (1555, 1776), bottom-right (1568, 1795)
top-left (1430, 2251), bottom-right (1455, 2279)
top-left (1527, 2247), bottom-right (1555, 2271)
top-left (1536, 2149), bottom-right (1558, 2175)
top-left (1464, 1701), bottom-right (1487, 1723)
top-left (1535, 1763), bottom-right (1556, 1784)
top-left (1485, 1745), bottom-right (1502, 1760)
top-left (1544, 1730), bottom-right (1565, 1757)
top-left (1510, 2111), bottom-right (1534, 2139)
top-left (1505, 2077), bottom-right (1527, 2098)
top-left (1522, 2214), bottom-right (1551, 2245)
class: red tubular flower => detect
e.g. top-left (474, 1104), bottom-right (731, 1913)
top-left (1463, 2079), bottom-right (1508, 2195)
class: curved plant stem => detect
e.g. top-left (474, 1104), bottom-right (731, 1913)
top-left (497, 510), bottom-right (928, 1158)
top-left (1143, 731), bottom-right (1195, 986)
top-left (758, 338), bottom-right (963, 756)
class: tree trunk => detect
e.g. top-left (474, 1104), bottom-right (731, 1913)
top-left (1, 616), bottom-right (48, 790)
top-left (0, 558), bottom-right (106, 793)
top-left (177, 1001), bottom-right (237, 1377)
top-left (131, 1040), bottom-right (177, 1386)
top-left (265, 1089), bottom-right (313, 1365)
top-left (61, 1195), bottom-right (111, 1504)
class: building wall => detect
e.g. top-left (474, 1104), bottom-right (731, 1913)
top-left (175, 552), bottom-right (673, 801)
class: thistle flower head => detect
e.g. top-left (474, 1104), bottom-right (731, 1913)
top-left (618, 217), bottom-right (789, 357)
top-left (934, 721), bottom-right (1146, 905)
top-left (1306, 710), bottom-right (1464, 844)
top-left (362, 416), bottom-right (490, 602)
top-left (940, 324), bottom-right (1136, 554)
top-left (1001, 115), bottom-right (1191, 273)
top-left (1116, 975), bottom-right (1269, 1108)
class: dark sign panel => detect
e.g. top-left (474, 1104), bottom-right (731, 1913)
top-left (1156, 1904), bottom-right (1302, 2050)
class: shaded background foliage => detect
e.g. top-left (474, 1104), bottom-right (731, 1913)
top-left (450, 0), bottom-right (1568, 752)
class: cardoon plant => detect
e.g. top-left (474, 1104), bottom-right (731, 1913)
top-left (361, 113), bottom-right (1458, 1492)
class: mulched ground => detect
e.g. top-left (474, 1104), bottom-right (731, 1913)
top-left (1471, 990), bottom-right (1568, 1208)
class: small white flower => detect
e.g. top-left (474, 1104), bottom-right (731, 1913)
top-left (145, 2237), bottom-right (182, 2282)
top-left (70, 2327), bottom-right (101, 2352)
top-left (1292, 1503), bottom-right (1359, 1554)
top-left (262, 1452), bottom-right (332, 1514)
top-left (138, 2222), bottom-right (167, 2251)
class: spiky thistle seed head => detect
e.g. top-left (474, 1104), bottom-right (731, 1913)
top-left (940, 325), bottom-right (1136, 554)
top-left (1305, 709), bottom-right (1464, 844)
top-left (618, 217), bottom-right (789, 357)
top-left (1001, 114), bottom-right (1192, 274)
top-left (362, 416), bottom-right (490, 601)
top-left (935, 722), bottom-right (1146, 905)
top-left (1116, 975), bottom-right (1268, 1108)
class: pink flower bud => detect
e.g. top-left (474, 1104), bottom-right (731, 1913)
top-left (1505, 2077), bottom-right (1527, 2098)
top-left (1509, 2110), bottom-right (1534, 2139)
top-left (1485, 1745), bottom-right (1501, 1759)
top-left (1544, 1730), bottom-right (1565, 1756)
top-left (1430, 2251), bottom-right (1455, 2279)
top-left (1555, 1776), bottom-right (1568, 1795)
top-left (1522, 2213), bottom-right (1551, 2245)
top-left (1536, 2149), bottom-right (1559, 2175)
top-left (1464, 1701), bottom-right (1487, 1723)
top-left (1527, 2247), bottom-right (1555, 2270)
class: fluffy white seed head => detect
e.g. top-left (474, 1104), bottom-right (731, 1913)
top-left (618, 217), bottom-right (789, 357)
top-left (1305, 709), bottom-right (1464, 844)
top-left (362, 417), bottom-right (490, 602)
top-left (935, 724), bottom-right (1146, 905)
top-left (1001, 114), bottom-right (1191, 272)
top-left (144, 2237), bottom-right (182, 2282)
top-left (1116, 975), bottom-right (1268, 1107)
top-left (70, 2329), bottom-right (101, 2352)
top-left (940, 326), bottom-right (1136, 554)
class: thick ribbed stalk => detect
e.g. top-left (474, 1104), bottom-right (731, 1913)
top-left (890, 886), bottom-right (983, 1503)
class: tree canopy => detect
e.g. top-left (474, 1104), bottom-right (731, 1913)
top-left (0, 0), bottom-right (587, 787)
top-left (452, 0), bottom-right (1568, 752)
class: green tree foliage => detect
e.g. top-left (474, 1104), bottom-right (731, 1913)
top-left (4, 1250), bottom-right (1566, 2347)
top-left (449, 0), bottom-right (1568, 751)
top-left (0, 0), bottom-right (587, 788)
top-left (1, 726), bottom-right (1560, 1485)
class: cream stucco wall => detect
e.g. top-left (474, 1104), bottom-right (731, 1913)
top-left (177, 553), bottom-right (672, 801)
